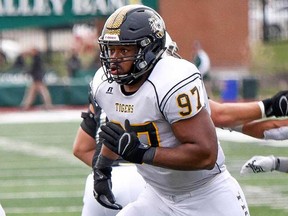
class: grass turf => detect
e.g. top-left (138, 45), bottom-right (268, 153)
top-left (0, 122), bottom-right (288, 215)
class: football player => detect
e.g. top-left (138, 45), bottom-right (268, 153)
top-left (73, 4), bottom-right (288, 216)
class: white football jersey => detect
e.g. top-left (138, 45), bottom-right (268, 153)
top-left (90, 56), bottom-right (226, 195)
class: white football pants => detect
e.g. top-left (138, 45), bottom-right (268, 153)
top-left (81, 164), bottom-right (146, 216)
top-left (117, 170), bottom-right (250, 216)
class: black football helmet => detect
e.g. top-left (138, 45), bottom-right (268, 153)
top-left (98, 5), bottom-right (166, 85)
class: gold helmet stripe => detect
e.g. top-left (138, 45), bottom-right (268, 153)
top-left (105, 5), bottom-right (144, 35)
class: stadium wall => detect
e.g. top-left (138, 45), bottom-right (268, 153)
top-left (159, 0), bottom-right (249, 68)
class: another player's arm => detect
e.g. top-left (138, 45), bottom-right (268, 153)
top-left (210, 100), bottom-right (261, 128)
top-left (241, 118), bottom-right (288, 139)
top-left (73, 127), bottom-right (95, 167)
top-left (210, 90), bottom-right (288, 128)
top-left (210, 99), bottom-right (288, 140)
top-left (73, 104), bottom-right (97, 167)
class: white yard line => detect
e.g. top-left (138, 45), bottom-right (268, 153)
top-left (0, 109), bottom-right (83, 124)
top-left (243, 185), bottom-right (288, 211)
top-left (0, 137), bottom-right (86, 214)
top-left (2, 206), bottom-right (82, 214)
top-left (0, 179), bottom-right (85, 187)
top-left (1, 191), bottom-right (83, 199)
top-left (0, 137), bottom-right (78, 164)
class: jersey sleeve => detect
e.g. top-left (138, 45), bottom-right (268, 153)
top-left (90, 67), bottom-right (105, 96)
top-left (162, 75), bottom-right (206, 124)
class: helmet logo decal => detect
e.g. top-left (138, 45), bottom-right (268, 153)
top-left (149, 16), bottom-right (165, 39)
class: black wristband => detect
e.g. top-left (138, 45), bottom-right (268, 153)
top-left (95, 155), bottom-right (114, 169)
top-left (275, 157), bottom-right (280, 171)
top-left (93, 166), bottom-right (112, 180)
top-left (262, 98), bottom-right (273, 117)
top-left (80, 111), bottom-right (97, 138)
top-left (276, 157), bottom-right (288, 173)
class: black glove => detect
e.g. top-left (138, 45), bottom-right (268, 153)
top-left (99, 119), bottom-right (156, 164)
top-left (93, 167), bottom-right (122, 210)
top-left (262, 90), bottom-right (288, 117)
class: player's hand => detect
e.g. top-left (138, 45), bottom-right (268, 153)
top-left (93, 167), bottom-right (122, 210)
top-left (262, 90), bottom-right (288, 117)
top-left (240, 155), bottom-right (277, 174)
top-left (99, 119), bottom-right (156, 164)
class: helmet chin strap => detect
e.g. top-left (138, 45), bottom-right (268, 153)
top-left (126, 76), bottom-right (144, 86)
top-left (125, 47), bottom-right (165, 86)
top-left (134, 48), bottom-right (165, 76)
top-left (123, 65), bottom-right (146, 86)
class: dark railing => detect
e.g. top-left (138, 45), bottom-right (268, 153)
top-left (250, 0), bottom-right (288, 42)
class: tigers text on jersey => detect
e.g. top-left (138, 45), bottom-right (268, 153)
top-left (91, 56), bottom-right (226, 195)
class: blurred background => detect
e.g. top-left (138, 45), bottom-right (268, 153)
top-left (0, 0), bottom-right (287, 108)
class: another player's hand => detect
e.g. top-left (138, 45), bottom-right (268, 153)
top-left (240, 155), bottom-right (277, 174)
top-left (93, 167), bottom-right (122, 210)
top-left (262, 90), bottom-right (288, 117)
top-left (99, 119), bottom-right (156, 164)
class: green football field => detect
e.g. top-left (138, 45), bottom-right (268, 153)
top-left (0, 119), bottom-right (288, 216)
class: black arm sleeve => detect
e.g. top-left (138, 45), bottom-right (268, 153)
top-left (80, 84), bottom-right (103, 138)
top-left (80, 109), bottom-right (98, 139)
